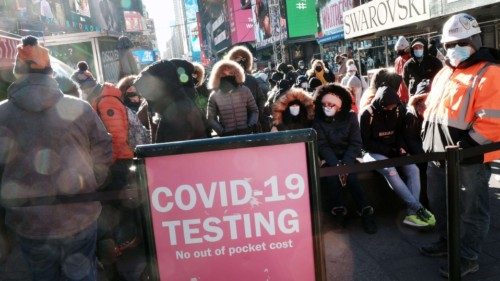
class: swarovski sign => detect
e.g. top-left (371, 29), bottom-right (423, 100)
top-left (343, 0), bottom-right (430, 39)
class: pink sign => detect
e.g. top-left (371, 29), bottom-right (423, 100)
top-left (228, 0), bottom-right (255, 44)
top-left (144, 143), bottom-right (316, 280)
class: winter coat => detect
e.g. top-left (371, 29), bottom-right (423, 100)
top-left (312, 83), bottom-right (361, 165)
top-left (403, 38), bottom-right (443, 96)
top-left (119, 49), bottom-right (139, 79)
top-left (272, 87), bottom-right (314, 131)
top-left (394, 53), bottom-right (411, 103)
top-left (403, 106), bottom-right (424, 156)
top-left (422, 47), bottom-right (500, 163)
top-left (359, 87), bottom-right (408, 158)
top-left (92, 83), bottom-right (133, 160)
top-left (0, 73), bottom-right (112, 239)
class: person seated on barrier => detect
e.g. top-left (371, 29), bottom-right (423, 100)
top-left (358, 68), bottom-right (402, 111)
top-left (359, 85), bottom-right (435, 229)
top-left (313, 83), bottom-right (377, 234)
top-left (270, 87), bottom-right (314, 132)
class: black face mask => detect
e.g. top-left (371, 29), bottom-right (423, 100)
top-left (315, 66), bottom-right (322, 72)
top-left (220, 76), bottom-right (239, 92)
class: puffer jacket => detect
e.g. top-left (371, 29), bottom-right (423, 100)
top-left (92, 83), bottom-right (133, 160)
top-left (0, 73), bottom-right (112, 239)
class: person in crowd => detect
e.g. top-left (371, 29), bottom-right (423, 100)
top-left (358, 68), bottom-right (403, 110)
top-left (419, 13), bottom-right (500, 278)
top-left (334, 53), bottom-right (348, 82)
top-left (270, 87), bottom-right (314, 132)
top-left (133, 59), bottom-right (208, 142)
top-left (71, 60), bottom-right (99, 101)
top-left (341, 63), bottom-right (363, 110)
top-left (0, 35), bottom-right (112, 280)
top-left (359, 85), bottom-right (435, 229)
top-left (254, 71), bottom-right (270, 97)
top-left (307, 59), bottom-right (335, 85)
top-left (365, 55), bottom-right (375, 70)
top-left (226, 46), bottom-right (268, 132)
top-left (54, 73), bottom-right (82, 98)
top-left (394, 36), bottom-right (411, 103)
top-left (323, 61), bottom-right (336, 82)
top-left (207, 59), bottom-right (259, 137)
top-left (403, 37), bottom-right (443, 97)
top-left (313, 83), bottom-right (377, 234)
top-left (295, 74), bottom-right (309, 92)
top-left (295, 60), bottom-right (307, 76)
top-left (403, 79), bottom-right (430, 157)
top-left (192, 62), bottom-right (212, 137)
top-left (428, 39), bottom-right (446, 62)
top-left (308, 77), bottom-right (322, 94)
top-left (170, 59), bottom-right (198, 101)
top-left (117, 35), bottom-right (139, 79)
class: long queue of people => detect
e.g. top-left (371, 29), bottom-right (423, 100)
top-left (0, 12), bottom-right (499, 280)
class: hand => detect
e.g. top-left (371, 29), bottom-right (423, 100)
top-left (399, 148), bottom-right (407, 155)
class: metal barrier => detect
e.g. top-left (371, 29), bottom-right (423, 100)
top-left (2, 141), bottom-right (500, 280)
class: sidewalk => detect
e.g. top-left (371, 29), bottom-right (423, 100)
top-left (1, 179), bottom-right (499, 281)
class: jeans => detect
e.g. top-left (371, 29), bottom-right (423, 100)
top-left (427, 162), bottom-right (491, 260)
top-left (363, 152), bottom-right (422, 214)
top-left (325, 173), bottom-right (370, 213)
top-left (19, 223), bottom-right (98, 281)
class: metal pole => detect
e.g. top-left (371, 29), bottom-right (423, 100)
top-left (445, 145), bottom-right (461, 281)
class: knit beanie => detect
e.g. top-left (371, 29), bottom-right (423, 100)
top-left (14, 35), bottom-right (52, 75)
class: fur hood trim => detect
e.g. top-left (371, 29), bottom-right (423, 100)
top-left (208, 59), bottom-right (245, 90)
top-left (272, 87), bottom-right (315, 125)
top-left (306, 59), bottom-right (329, 77)
top-left (226, 45), bottom-right (253, 73)
top-left (192, 62), bottom-right (205, 87)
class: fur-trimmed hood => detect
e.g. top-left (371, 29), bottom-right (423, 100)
top-left (306, 59), bottom-right (330, 77)
top-left (272, 87), bottom-right (315, 125)
top-left (225, 45), bottom-right (253, 73)
top-left (192, 62), bottom-right (205, 87)
top-left (208, 59), bottom-right (246, 90)
top-left (313, 83), bottom-right (353, 121)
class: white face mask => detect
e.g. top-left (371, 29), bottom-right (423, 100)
top-left (323, 106), bottom-right (336, 117)
top-left (289, 105), bottom-right (300, 116)
top-left (446, 46), bottom-right (473, 67)
top-left (413, 49), bottom-right (424, 58)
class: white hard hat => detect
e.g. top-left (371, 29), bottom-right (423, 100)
top-left (441, 13), bottom-right (481, 43)
top-left (394, 36), bottom-right (410, 51)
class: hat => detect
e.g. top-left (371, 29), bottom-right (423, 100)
top-left (394, 36), bottom-right (410, 51)
top-left (308, 77), bottom-right (322, 91)
top-left (374, 86), bottom-right (400, 108)
top-left (278, 79), bottom-right (293, 95)
top-left (170, 59), bottom-right (195, 87)
top-left (14, 35), bottom-right (52, 75)
top-left (134, 59), bottom-right (183, 102)
top-left (72, 70), bottom-right (97, 90)
top-left (412, 41), bottom-right (424, 48)
top-left (347, 64), bottom-right (357, 72)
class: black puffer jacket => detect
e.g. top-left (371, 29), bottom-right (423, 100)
top-left (312, 84), bottom-right (361, 165)
top-left (359, 86), bottom-right (408, 158)
top-left (403, 38), bottom-right (443, 96)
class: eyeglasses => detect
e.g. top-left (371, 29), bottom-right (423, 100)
top-left (444, 41), bottom-right (470, 50)
top-left (322, 103), bottom-right (337, 108)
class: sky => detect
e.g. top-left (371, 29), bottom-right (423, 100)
top-left (142, 0), bottom-right (176, 56)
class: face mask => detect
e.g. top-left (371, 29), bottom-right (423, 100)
top-left (289, 105), bottom-right (300, 116)
top-left (413, 49), bottom-right (424, 58)
top-left (219, 76), bottom-right (238, 92)
top-left (446, 46), bottom-right (472, 67)
top-left (323, 106), bottom-right (336, 117)
top-left (300, 82), bottom-right (308, 89)
top-left (315, 66), bottom-right (323, 72)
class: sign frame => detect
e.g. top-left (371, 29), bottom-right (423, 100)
top-left (135, 129), bottom-right (325, 281)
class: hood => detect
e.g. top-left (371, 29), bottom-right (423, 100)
top-left (171, 59), bottom-right (196, 88)
top-left (445, 47), bottom-right (500, 69)
top-left (7, 73), bottom-right (63, 112)
top-left (410, 37), bottom-right (428, 59)
top-left (208, 59), bottom-right (245, 90)
top-left (395, 36), bottom-right (409, 51)
top-left (371, 86), bottom-right (400, 111)
top-left (272, 88), bottom-right (315, 125)
top-left (306, 60), bottom-right (328, 77)
top-left (226, 45), bottom-right (253, 73)
top-left (313, 83), bottom-right (352, 121)
top-left (117, 36), bottom-right (134, 49)
top-left (192, 62), bottom-right (205, 87)
top-left (134, 59), bottom-right (184, 104)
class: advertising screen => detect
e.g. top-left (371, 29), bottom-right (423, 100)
top-left (228, 0), bottom-right (255, 44)
top-left (286, 0), bottom-right (318, 38)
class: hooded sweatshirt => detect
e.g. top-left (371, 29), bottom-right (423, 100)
top-left (0, 73), bottom-right (112, 239)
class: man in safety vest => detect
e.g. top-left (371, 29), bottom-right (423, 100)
top-left (419, 13), bottom-right (500, 278)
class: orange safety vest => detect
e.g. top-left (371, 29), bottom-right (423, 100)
top-left (424, 61), bottom-right (500, 162)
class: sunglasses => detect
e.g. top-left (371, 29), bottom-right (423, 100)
top-left (444, 41), bottom-right (470, 50)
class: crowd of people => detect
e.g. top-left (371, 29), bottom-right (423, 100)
top-left (0, 13), bottom-right (499, 280)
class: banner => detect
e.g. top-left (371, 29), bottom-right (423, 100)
top-left (124, 11), bottom-right (143, 32)
top-left (0, 36), bottom-right (19, 68)
top-left (228, 0), bottom-right (256, 44)
top-left (88, 0), bottom-right (125, 32)
top-left (184, 0), bottom-right (202, 62)
top-left (286, 0), bottom-right (318, 38)
top-left (317, 0), bottom-right (352, 43)
top-left (252, 0), bottom-right (288, 49)
top-left (137, 130), bottom-right (325, 280)
top-left (343, 0), bottom-right (430, 39)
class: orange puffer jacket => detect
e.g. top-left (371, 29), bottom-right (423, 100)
top-left (92, 83), bottom-right (133, 160)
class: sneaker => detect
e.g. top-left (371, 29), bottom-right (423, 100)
top-left (403, 214), bottom-right (430, 228)
top-left (439, 258), bottom-right (479, 278)
top-left (419, 238), bottom-right (448, 257)
top-left (360, 206), bottom-right (377, 234)
top-left (416, 208), bottom-right (436, 226)
top-left (331, 207), bottom-right (347, 228)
